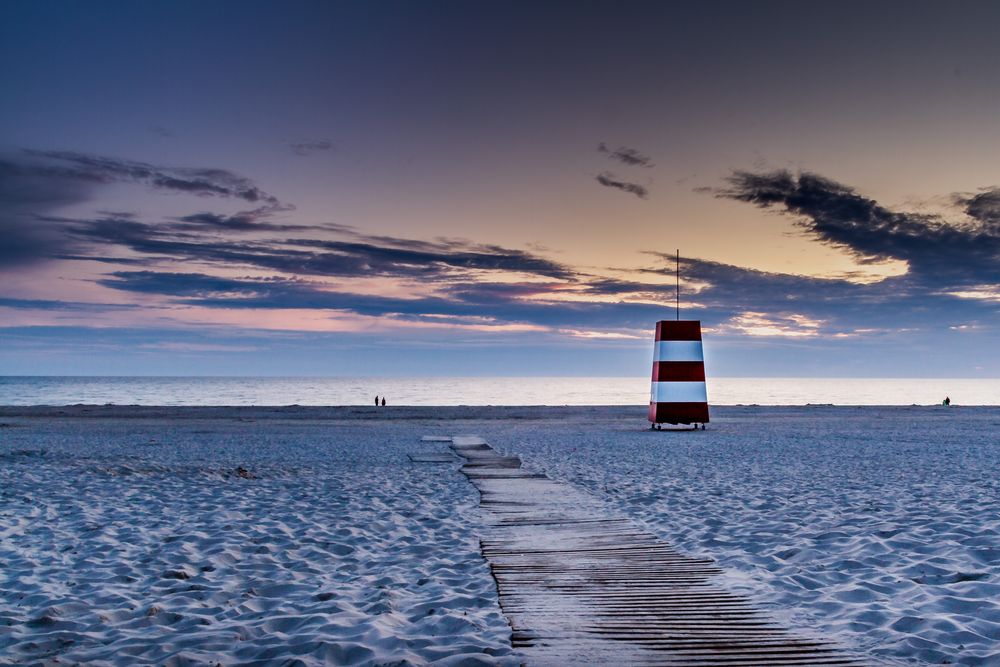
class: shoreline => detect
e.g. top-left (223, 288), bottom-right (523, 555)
top-left (0, 403), bottom-right (992, 420)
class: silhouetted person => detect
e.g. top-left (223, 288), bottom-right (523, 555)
top-left (943, 396), bottom-right (951, 406)
top-left (375, 395), bottom-right (379, 406)
top-left (381, 397), bottom-right (386, 407)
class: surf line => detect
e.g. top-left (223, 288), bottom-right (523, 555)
top-left (442, 434), bottom-right (863, 666)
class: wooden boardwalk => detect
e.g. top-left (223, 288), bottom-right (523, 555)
top-left (445, 435), bottom-right (864, 666)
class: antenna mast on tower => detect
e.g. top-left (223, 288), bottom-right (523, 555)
top-left (675, 249), bottom-right (680, 321)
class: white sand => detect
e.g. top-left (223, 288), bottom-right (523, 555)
top-left (0, 410), bottom-right (517, 666)
top-left (2, 405), bottom-right (999, 665)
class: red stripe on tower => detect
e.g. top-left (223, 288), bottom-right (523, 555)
top-left (649, 320), bottom-right (710, 426)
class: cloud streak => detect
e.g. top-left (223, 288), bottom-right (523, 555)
top-left (25, 150), bottom-right (285, 206)
top-left (596, 172), bottom-right (648, 199)
top-left (598, 143), bottom-right (654, 168)
top-left (286, 139), bottom-right (334, 156)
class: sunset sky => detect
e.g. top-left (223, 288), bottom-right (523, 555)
top-left (3, 0), bottom-right (1000, 376)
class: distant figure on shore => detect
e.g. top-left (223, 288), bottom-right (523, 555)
top-left (381, 397), bottom-right (386, 406)
top-left (375, 395), bottom-right (379, 406)
top-left (943, 396), bottom-right (951, 406)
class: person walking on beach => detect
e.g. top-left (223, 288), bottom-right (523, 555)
top-left (381, 397), bottom-right (386, 406)
top-left (943, 396), bottom-right (951, 406)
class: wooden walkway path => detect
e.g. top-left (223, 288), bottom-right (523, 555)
top-left (441, 435), bottom-right (864, 666)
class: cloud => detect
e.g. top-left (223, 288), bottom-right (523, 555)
top-left (955, 187), bottom-right (1000, 229)
top-left (138, 342), bottom-right (262, 353)
top-left (0, 297), bottom-right (136, 311)
top-left (596, 172), bottom-right (648, 199)
top-left (169, 209), bottom-right (342, 234)
top-left (708, 169), bottom-right (1000, 288)
top-left (713, 311), bottom-right (823, 338)
top-left (286, 139), bottom-right (334, 156)
top-left (0, 157), bottom-right (96, 267)
top-left (598, 142), bottom-right (654, 168)
top-left (639, 247), bottom-right (1000, 338)
top-left (290, 238), bottom-right (576, 280)
top-left (5, 148), bottom-right (575, 285)
top-left (96, 270), bottom-right (673, 331)
top-left (24, 150), bottom-right (284, 206)
top-left (9, 152), bottom-right (1000, 349)
top-left (0, 150), bottom-right (292, 267)
top-left (79, 204), bottom-right (1000, 340)
top-left (61, 210), bottom-right (577, 281)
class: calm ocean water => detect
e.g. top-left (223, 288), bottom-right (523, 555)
top-left (0, 376), bottom-right (997, 406)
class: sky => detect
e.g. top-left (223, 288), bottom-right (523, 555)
top-left (2, 0), bottom-right (1000, 377)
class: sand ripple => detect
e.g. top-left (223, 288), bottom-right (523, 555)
top-left (0, 418), bottom-right (517, 665)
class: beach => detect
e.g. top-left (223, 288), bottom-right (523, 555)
top-left (1, 405), bottom-right (999, 665)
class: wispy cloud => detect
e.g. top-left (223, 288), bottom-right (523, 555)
top-left (0, 297), bottom-right (138, 312)
top-left (23, 150), bottom-right (285, 205)
top-left (595, 172), bottom-right (648, 199)
top-left (138, 342), bottom-right (262, 353)
top-left (598, 142), bottom-right (654, 168)
top-left (286, 139), bottom-right (334, 156)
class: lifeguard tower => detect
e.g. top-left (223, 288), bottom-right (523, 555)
top-left (649, 251), bottom-right (709, 430)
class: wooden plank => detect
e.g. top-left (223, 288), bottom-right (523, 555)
top-left (449, 436), bottom-right (865, 666)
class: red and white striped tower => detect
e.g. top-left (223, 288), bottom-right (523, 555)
top-left (648, 320), bottom-right (710, 427)
top-left (649, 250), bottom-right (709, 428)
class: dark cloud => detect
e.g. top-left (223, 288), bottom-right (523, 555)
top-left (56, 208), bottom-right (576, 281)
top-left (956, 188), bottom-right (1000, 229)
top-left (710, 170), bottom-right (1000, 288)
top-left (290, 238), bottom-right (576, 280)
top-left (0, 296), bottom-right (136, 311)
top-left (0, 157), bottom-right (95, 267)
top-left (99, 271), bottom-right (273, 298)
top-left (24, 150), bottom-right (285, 206)
top-left (596, 172), bottom-right (648, 199)
top-left (173, 211), bottom-right (274, 232)
top-left (0, 150), bottom-right (291, 267)
top-left (286, 139), bottom-right (334, 156)
top-left (598, 143), bottom-right (654, 168)
top-left (169, 209), bottom-right (344, 234)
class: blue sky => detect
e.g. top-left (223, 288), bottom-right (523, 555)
top-left (2, 1), bottom-right (999, 376)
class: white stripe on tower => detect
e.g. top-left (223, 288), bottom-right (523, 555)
top-left (653, 340), bottom-right (704, 362)
top-left (650, 381), bottom-right (709, 403)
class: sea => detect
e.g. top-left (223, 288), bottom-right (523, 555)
top-left (0, 376), bottom-right (997, 406)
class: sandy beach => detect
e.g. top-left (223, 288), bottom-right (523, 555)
top-left (2, 405), bottom-right (999, 665)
